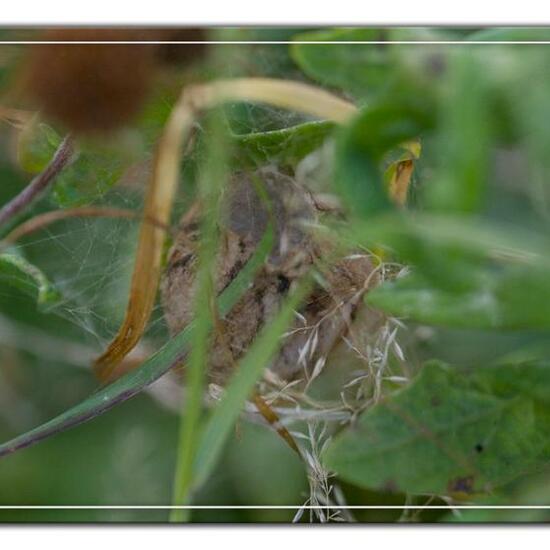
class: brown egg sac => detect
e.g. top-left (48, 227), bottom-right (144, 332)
top-left (161, 168), bottom-right (378, 385)
top-left (22, 28), bottom-right (209, 135)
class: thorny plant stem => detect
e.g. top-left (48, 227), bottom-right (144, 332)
top-left (0, 135), bottom-right (74, 230)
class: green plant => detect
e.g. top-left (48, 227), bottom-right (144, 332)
top-left (2, 27), bottom-right (550, 523)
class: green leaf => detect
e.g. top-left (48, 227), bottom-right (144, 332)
top-left (17, 120), bottom-right (62, 174)
top-left (355, 211), bottom-right (550, 330)
top-left (466, 28), bottom-right (550, 41)
top-left (291, 28), bottom-right (396, 100)
top-left (333, 98), bottom-right (434, 219)
top-left (171, 112), bottom-right (230, 522)
top-left (353, 213), bottom-right (550, 265)
top-left (425, 51), bottom-right (492, 213)
top-left (346, 211), bottom-right (550, 296)
top-left (291, 27), bottom-right (455, 102)
top-left (324, 361), bottom-right (550, 495)
top-left (367, 265), bottom-right (550, 330)
top-left (0, 226), bottom-right (274, 459)
top-left (232, 120), bottom-right (335, 169)
top-left (52, 147), bottom-right (130, 207)
top-left (0, 252), bottom-right (61, 309)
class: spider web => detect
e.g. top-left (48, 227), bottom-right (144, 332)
top-left (0, 41), bottom-right (417, 521)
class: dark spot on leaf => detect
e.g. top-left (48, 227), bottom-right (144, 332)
top-left (430, 396), bottom-right (441, 407)
top-left (474, 443), bottom-right (484, 454)
top-left (381, 479), bottom-right (399, 494)
top-left (448, 475), bottom-right (475, 494)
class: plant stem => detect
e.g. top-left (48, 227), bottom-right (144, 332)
top-left (1, 206), bottom-right (168, 251)
top-left (170, 113), bottom-right (228, 523)
top-left (0, 135), bottom-right (74, 230)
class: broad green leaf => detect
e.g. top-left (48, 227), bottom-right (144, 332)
top-left (0, 226), bottom-right (274, 459)
top-left (345, 212), bottom-right (550, 295)
top-left (291, 28), bottom-right (396, 100)
top-left (444, 469), bottom-right (550, 522)
top-left (353, 213), bottom-right (550, 266)
top-left (466, 28), bottom-right (550, 41)
top-left (232, 120), bottom-right (335, 169)
top-left (291, 27), bottom-right (456, 102)
top-left (351, 211), bottom-right (550, 328)
top-left (0, 252), bottom-right (61, 308)
top-left (426, 51), bottom-right (491, 213)
top-left (355, 208), bottom-right (550, 327)
top-left (180, 121), bottom-right (335, 175)
top-left (324, 361), bottom-right (550, 495)
top-left (333, 98), bottom-right (434, 218)
top-left (367, 265), bottom-right (550, 329)
top-left (459, 31), bottom-right (550, 147)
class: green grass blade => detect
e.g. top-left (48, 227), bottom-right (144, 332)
top-left (0, 227), bottom-right (273, 460)
top-left (170, 114), bottom-right (226, 522)
top-left (191, 277), bottom-right (312, 492)
top-left (0, 323), bottom-right (193, 459)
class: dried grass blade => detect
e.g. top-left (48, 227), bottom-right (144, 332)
top-left (93, 95), bottom-right (196, 381)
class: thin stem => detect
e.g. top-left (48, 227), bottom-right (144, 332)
top-left (1, 206), bottom-right (169, 250)
top-left (0, 135), bottom-right (75, 230)
top-left (170, 112), bottom-right (229, 523)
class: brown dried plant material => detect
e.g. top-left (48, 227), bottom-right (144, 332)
top-left (161, 168), bottom-right (377, 385)
top-left (93, 77), bottom-right (199, 382)
top-left (24, 29), bottom-right (156, 134)
top-left (389, 159), bottom-right (415, 206)
top-left (153, 28), bottom-right (209, 67)
top-left (22, 28), bottom-right (210, 136)
top-left (386, 140), bottom-right (422, 207)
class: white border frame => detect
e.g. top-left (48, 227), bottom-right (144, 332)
top-left (1, 30), bottom-right (550, 516)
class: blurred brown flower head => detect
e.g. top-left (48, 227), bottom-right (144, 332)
top-left (24, 28), bottom-right (208, 135)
